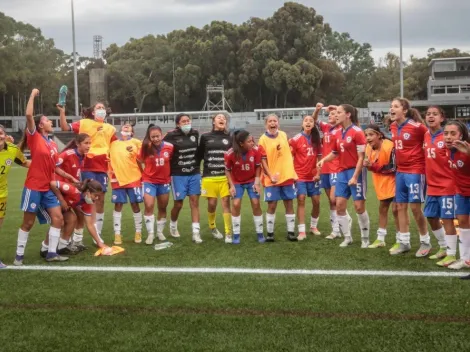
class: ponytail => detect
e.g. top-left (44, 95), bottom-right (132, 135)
top-left (18, 114), bottom-right (44, 152)
top-left (340, 104), bottom-right (359, 126)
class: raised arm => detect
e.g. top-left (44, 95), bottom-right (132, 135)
top-left (312, 103), bottom-right (324, 122)
top-left (57, 104), bottom-right (71, 131)
top-left (26, 89), bottom-right (40, 133)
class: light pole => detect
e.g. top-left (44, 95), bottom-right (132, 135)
top-left (71, 0), bottom-right (79, 117)
top-left (399, 0), bottom-right (404, 98)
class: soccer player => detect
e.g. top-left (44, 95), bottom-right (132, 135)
top-left (59, 102), bottom-right (117, 240)
top-left (443, 121), bottom-right (470, 270)
top-left (109, 122), bottom-right (143, 245)
top-left (317, 105), bottom-right (370, 248)
top-left (423, 106), bottom-right (457, 266)
top-left (289, 114), bottom-right (322, 241)
top-left (225, 130), bottom-right (263, 243)
top-left (197, 114), bottom-right (232, 242)
top-left (363, 124), bottom-right (399, 248)
top-left (313, 103), bottom-right (350, 240)
top-left (14, 89), bottom-right (66, 265)
top-left (139, 125), bottom-right (174, 245)
top-left (389, 98), bottom-right (429, 256)
top-left (258, 114), bottom-right (298, 242)
top-left (0, 125), bottom-right (30, 268)
top-left (163, 114), bottom-right (202, 243)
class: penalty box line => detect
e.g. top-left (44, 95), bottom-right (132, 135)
top-left (2, 266), bottom-right (465, 277)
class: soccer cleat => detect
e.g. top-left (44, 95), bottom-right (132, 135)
top-left (368, 240), bottom-right (385, 249)
top-left (460, 274), bottom-right (470, 280)
top-left (192, 233), bottom-right (203, 244)
top-left (134, 233), bottom-right (142, 244)
top-left (0, 260), bottom-right (6, 269)
top-left (45, 254), bottom-right (69, 262)
top-left (170, 228), bottom-right (180, 238)
top-left (361, 239), bottom-right (370, 249)
top-left (287, 232), bottom-right (297, 242)
top-left (389, 242), bottom-right (400, 252)
top-left (232, 234), bottom-right (240, 244)
top-left (436, 255), bottom-right (457, 267)
top-left (211, 228), bottom-right (223, 240)
top-left (257, 233), bottom-right (266, 243)
top-left (114, 234), bottom-right (123, 245)
top-left (297, 232), bottom-right (307, 241)
top-left (266, 233), bottom-right (275, 242)
top-left (156, 232), bottom-right (166, 241)
top-left (73, 241), bottom-right (88, 252)
top-left (145, 234), bottom-right (155, 245)
top-left (13, 255), bottom-right (24, 266)
top-left (225, 235), bottom-right (233, 244)
top-left (325, 232), bottom-right (341, 240)
top-left (448, 259), bottom-right (470, 270)
top-left (40, 249), bottom-right (47, 258)
top-left (310, 227), bottom-right (321, 236)
top-left (339, 238), bottom-right (352, 247)
top-left (415, 243), bottom-right (432, 258)
top-left (57, 244), bottom-right (80, 256)
top-left (390, 243), bottom-right (411, 255)
top-left (429, 247), bottom-right (447, 260)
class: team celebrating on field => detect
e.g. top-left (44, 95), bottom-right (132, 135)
top-left (1, 88), bottom-right (470, 273)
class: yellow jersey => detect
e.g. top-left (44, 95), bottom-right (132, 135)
top-left (0, 142), bottom-right (27, 197)
top-left (109, 138), bottom-right (142, 187)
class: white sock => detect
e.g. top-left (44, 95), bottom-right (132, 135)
top-left (94, 224), bottom-right (104, 243)
top-left (157, 218), bottom-right (167, 234)
top-left (16, 229), bottom-right (29, 256)
top-left (420, 233), bottom-right (431, 245)
top-left (337, 215), bottom-right (351, 239)
top-left (253, 215), bottom-right (263, 235)
top-left (113, 211), bottom-right (122, 235)
top-left (192, 222), bottom-right (200, 234)
top-left (58, 238), bottom-right (69, 250)
top-left (377, 228), bottom-right (387, 242)
top-left (298, 224), bottom-right (306, 233)
top-left (459, 228), bottom-right (470, 260)
top-left (432, 227), bottom-right (446, 248)
top-left (445, 234), bottom-right (457, 256)
top-left (73, 228), bottom-right (84, 243)
top-left (266, 213), bottom-right (275, 233)
top-left (133, 211), bottom-right (142, 233)
top-left (400, 232), bottom-right (410, 245)
top-left (170, 220), bottom-right (178, 230)
top-left (286, 214), bottom-right (295, 232)
top-left (144, 215), bottom-right (155, 235)
top-left (41, 241), bottom-right (48, 252)
top-left (95, 212), bottom-right (105, 234)
top-left (232, 216), bottom-right (241, 235)
top-left (357, 211), bottom-right (370, 239)
top-left (330, 209), bottom-right (340, 233)
top-left (395, 232), bottom-right (400, 244)
top-left (310, 217), bottom-right (319, 229)
top-left (48, 227), bottom-right (61, 254)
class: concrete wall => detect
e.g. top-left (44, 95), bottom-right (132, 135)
top-left (89, 68), bottom-right (107, 104)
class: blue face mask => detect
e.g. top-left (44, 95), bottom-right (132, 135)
top-left (180, 125), bottom-right (191, 134)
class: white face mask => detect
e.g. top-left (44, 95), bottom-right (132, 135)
top-left (180, 125), bottom-right (191, 134)
top-left (84, 194), bottom-right (94, 204)
top-left (94, 109), bottom-right (107, 122)
top-left (121, 131), bottom-right (132, 137)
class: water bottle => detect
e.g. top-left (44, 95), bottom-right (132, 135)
top-left (58, 85), bottom-right (68, 107)
top-left (154, 242), bottom-right (173, 251)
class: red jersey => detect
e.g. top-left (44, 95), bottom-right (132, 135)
top-left (289, 133), bottom-right (321, 181)
top-left (318, 121), bottom-right (340, 174)
top-left (332, 125), bottom-right (366, 172)
top-left (57, 149), bottom-right (84, 182)
top-left (390, 119), bottom-right (427, 174)
top-left (140, 142), bottom-right (174, 184)
top-left (224, 147), bottom-right (262, 184)
top-left (424, 131), bottom-right (455, 196)
top-left (56, 181), bottom-right (92, 215)
top-left (24, 130), bottom-right (59, 191)
top-left (448, 150), bottom-right (470, 196)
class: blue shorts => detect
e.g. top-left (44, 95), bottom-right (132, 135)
top-left (264, 184), bottom-right (296, 202)
top-left (296, 181), bottom-right (321, 197)
top-left (171, 174), bottom-right (201, 201)
top-left (455, 194), bottom-right (470, 216)
top-left (320, 173), bottom-right (337, 189)
top-left (111, 187), bottom-right (143, 204)
top-left (20, 188), bottom-right (60, 213)
top-left (335, 168), bottom-right (367, 201)
top-left (395, 172), bottom-right (425, 203)
top-left (424, 196), bottom-right (455, 219)
top-left (234, 182), bottom-right (260, 199)
top-left (81, 171), bottom-right (108, 193)
top-left (143, 182), bottom-right (171, 197)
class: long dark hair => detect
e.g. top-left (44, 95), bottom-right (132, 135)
top-left (365, 124), bottom-right (388, 140)
top-left (175, 113), bottom-right (190, 127)
top-left (212, 113), bottom-right (229, 134)
top-left (340, 104), bottom-right (359, 126)
top-left (393, 97), bottom-right (424, 123)
top-left (79, 179), bottom-right (103, 193)
top-left (301, 115), bottom-right (321, 151)
top-left (446, 121), bottom-right (470, 143)
top-left (141, 124), bottom-right (163, 160)
top-left (18, 114), bottom-right (44, 152)
top-left (232, 129), bottom-right (251, 159)
top-left (426, 105), bottom-right (446, 127)
top-left (62, 133), bottom-right (90, 153)
top-left (82, 102), bottom-right (111, 120)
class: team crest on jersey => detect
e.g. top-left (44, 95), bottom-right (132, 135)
top-left (190, 136), bottom-right (196, 142)
top-left (403, 133), bottom-right (411, 140)
top-left (5, 159), bottom-right (12, 166)
top-left (249, 156), bottom-right (254, 162)
top-left (458, 160), bottom-right (464, 168)
top-left (437, 141), bottom-right (444, 148)
top-left (346, 137), bottom-right (352, 143)
top-left (63, 184), bottom-right (70, 191)
top-left (164, 152), bottom-right (169, 158)
top-left (222, 139), bottom-right (229, 145)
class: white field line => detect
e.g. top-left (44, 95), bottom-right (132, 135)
top-left (2, 265), bottom-right (466, 277)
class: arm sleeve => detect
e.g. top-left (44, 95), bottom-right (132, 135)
top-left (258, 144), bottom-right (267, 159)
top-left (375, 147), bottom-right (396, 174)
top-left (196, 134), bottom-right (205, 162)
top-left (14, 148), bottom-right (27, 165)
top-left (224, 153), bottom-right (232, 170)
top-left (70, 121), bottom-right (80, 134)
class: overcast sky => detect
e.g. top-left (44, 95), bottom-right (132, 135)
top-left (2, 0), bottom-right (469, 62)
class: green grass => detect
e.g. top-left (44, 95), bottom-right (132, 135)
top-left (1, 167), bottom-right (470, 352)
